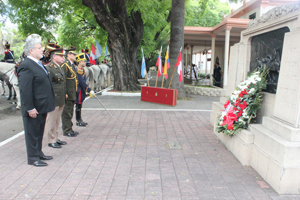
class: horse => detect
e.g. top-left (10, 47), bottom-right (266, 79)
top-left (7, 68), bottom-right (20, 109)
top-left (89, 65), bottom-right (102, 91)
top-left (84, 65), bottom-right (96, 91)
top-left (0, 70), bottom-right (16, 100)
top-left (99, 63), bottom-right (112, 89)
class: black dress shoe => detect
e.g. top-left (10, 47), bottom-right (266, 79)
top-left (39, 155), bottom-right (53, 160)
top-left (73, 131), bottom-right (79, 135)
top-left (63, 131), bottom-right (78, 137)
top-left (57, 139), bottom-right (67, 145)
top-left (30, 160), bottom-right (48, 167)
top-left (76, 121), bottom-right (87, 127)
top-left (48, 143), bottom-right (62, 148)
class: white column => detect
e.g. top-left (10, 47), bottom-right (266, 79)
top-left (185, 48), bottom-right (188, 78)
top-left (223, 27), bottom-right (231, 87)
top-left (190, 45), bottom-right (194, 80)
top-left (210, 34), bottom-right (216, 86)
top-left (204, 53), bottom-right (207, 78)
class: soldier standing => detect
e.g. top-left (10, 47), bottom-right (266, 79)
top-left (75, 53), bottom-right (94, 126)
top-left (61, 47), bottom-right (79, 137)
top-left (44, 48), bottom-right (68, 148)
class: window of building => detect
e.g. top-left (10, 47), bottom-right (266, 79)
top-left (249, 12), bottom-right (256, 19)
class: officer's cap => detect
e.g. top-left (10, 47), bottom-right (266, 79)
top-left (5, 42), bottom-right (10, 48)
top-left (65, 46), bottom-right (77, 55)
top-left (50, 48), bottom-right (65, 56)
top-left (76, 53), bottom-right (87, 62)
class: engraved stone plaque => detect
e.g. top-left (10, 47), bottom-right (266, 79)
top-left (273, 30), bottom-right (300, 127)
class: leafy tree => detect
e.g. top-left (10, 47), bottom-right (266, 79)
top-left (185, 0), bottom-right (231, 27)
top-left (168, 0), bottom-right (186, 98)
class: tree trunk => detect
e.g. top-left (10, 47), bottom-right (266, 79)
top-left (168, 0), bottom-right (185, 99)
top-left (82, 0), bottom-right (143, 91)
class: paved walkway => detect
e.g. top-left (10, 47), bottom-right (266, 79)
top-left (0, 93), bottom-right (300, 199)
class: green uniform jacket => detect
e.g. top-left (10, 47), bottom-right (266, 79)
top-left (61, 59), bottom-right (77, 101)
top-left (45, 61), bottom-right (66, 106)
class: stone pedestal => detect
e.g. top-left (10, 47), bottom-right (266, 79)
top-left (210, 3), bottom-right (300, 194)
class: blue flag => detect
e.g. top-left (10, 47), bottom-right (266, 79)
top-left (141, 48), bottom-right (146, 78)
top-left (95, 39), bottom-right (102, 58)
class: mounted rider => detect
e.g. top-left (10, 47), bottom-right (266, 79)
top-left (1, 42), bottom-right (15, 63)
top-left (84, 47), bottom-right (91, 66)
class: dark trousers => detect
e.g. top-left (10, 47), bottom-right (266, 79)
top-left (23, 113), bottom-right (47, 164)
top-left (62, 100), bottom-right (75, 134)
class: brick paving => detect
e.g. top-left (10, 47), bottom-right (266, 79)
top-left (1, 108), bottom-right (300, 199)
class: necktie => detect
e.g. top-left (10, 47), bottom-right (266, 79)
top-left (38, 61), bottom-right (48, 75)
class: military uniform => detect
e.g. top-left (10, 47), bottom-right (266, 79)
top-left (61, 54), bottom-right (78, 136)
top-left (75, 54), bottom-right (92, 126)
top-left (44, 48), bottom-right (67, 147)
top-left (84, 47), bottom-right (91, 66)
top-left (2, 42), bottom-right (15, 63)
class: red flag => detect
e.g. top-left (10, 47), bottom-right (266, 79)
top-left (175, 50), bottom-right (183, 82)
top-left (156, 46), bottom-right (163, 77)
top-left (90, 43), bottom-right (96, 65)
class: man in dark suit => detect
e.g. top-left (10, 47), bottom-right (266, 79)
top-left (17, 34), bottom-right (55, 167)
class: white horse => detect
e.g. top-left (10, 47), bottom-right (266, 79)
top-left (84, 66), bottom-right (95, 91)
top-left (89, 65), bottom-right (102, 91)
top-left (99, 63), bottom-right (112, 89)
top-left (8, 69), bottom-right (21, 109)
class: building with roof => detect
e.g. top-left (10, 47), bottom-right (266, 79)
top-left (184, 0), bottom-right (298, 87)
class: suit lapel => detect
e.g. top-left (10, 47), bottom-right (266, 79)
top-left (27, 58), bottom-right (48, 76)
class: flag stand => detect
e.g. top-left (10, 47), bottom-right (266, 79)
top-left (145, 70), bottom-right (150, 86)
top-left (155, 73), bottom-right (158, 88)
top-left (168, 67), bottom-right (176, 89)
top-left (161, 76), bottom-right (164, 88)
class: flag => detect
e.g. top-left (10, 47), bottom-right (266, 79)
top-left (156, 46), bottom-right (163, 77)
top-left (90, 43), bottom-right (96, 65)
top-left (105, 43), bottom-right (109, 57)
top-left (175, 49), bottom-right (183, 82)
top-left (163, 46), bottom-right (170, 79)
top-left (95, 39), bottom-right (102, 58)
top-left (141, 48), bottom-right (146, 78)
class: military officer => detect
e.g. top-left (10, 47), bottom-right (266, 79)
top-left (84, 47), bottom-right (91, 66)
top-left (1, 42), bottom-right (15, 63)
top-left (44, 48), bottom-right (68, 148)
top-left (75, 53), bottom-right (94, 126)
top-left (61, 47), bottom-right (79, 137)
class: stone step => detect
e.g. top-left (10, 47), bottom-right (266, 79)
top-left (262, 116), bottom-right (300, 142)
top-left (220, 96), bottom-right (228, 105)
top-left (212, 101), bottom-right (223, 115)
top-left (250, 124), bottom-right (300, 167)
top-left (210, 101), bottom-right (224, 126)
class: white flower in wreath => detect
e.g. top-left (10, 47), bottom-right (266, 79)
top-left (248, 88), bottom-right (255, 94)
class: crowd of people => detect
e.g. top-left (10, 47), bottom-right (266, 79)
top-left (17, 34), bottom-right (94, 167)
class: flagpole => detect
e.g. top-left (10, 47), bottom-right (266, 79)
top-left (145, 70), bottom-right (150, 86)
top-left (161, 76), bottom-right (164, 88)
top-left (155, 72), bottom-right (158, 88)
top-left (168, 46), bottom-right (182, 89)
top-left (155, 46), bottom-right (162, 88)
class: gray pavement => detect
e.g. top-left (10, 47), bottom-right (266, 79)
top-left (0, 91), bottom-right (300, 199)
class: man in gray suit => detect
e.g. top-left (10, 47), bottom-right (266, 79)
top-left (17, 34), bottom-right (55, 167)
